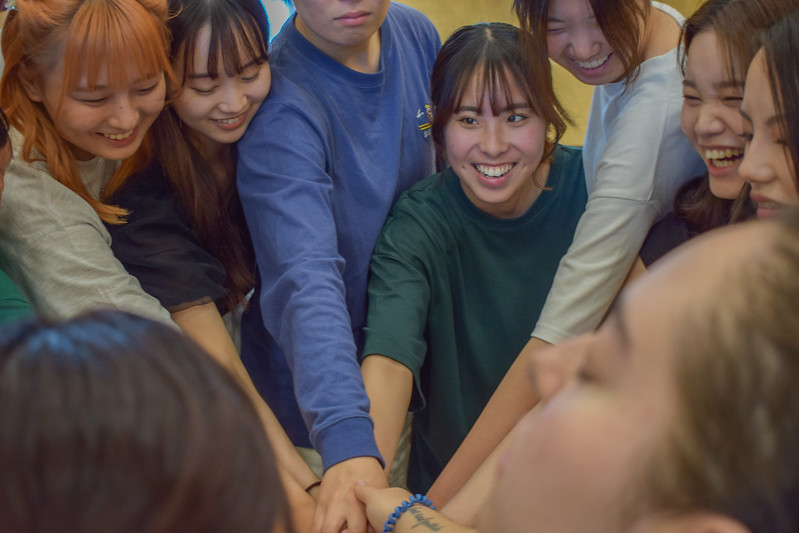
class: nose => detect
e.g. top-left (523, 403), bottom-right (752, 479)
top-left (528, 336), bottom-right (587, 403)
top-left (217, 81), bottom-right (248, 114)
top-left (478, 117), bottom-right (509, 157)
top-left (568, 26), bottom-right (602, 60)
top-left (693, 104), bottom-right (725, 139)
top-left (739, 137), bottom-right (772, 185)
top-left (107, 94), bottom-right (139, 131)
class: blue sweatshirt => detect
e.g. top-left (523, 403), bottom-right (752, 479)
top-left (237, 2), bottom-right (440, 470)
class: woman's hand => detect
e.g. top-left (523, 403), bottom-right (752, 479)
top-left (353, 483), bottom-right (412, 531)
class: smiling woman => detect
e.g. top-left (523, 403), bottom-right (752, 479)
top-left (98, 1), bottom-right (320, 526)
top-left (0, 0), bottom-right (175, 322)
top-left (361, 22), bottom-right (586, 494)
top-left (356, 211), bottom-right (799, 533)
top-left (739, 10), bottom-right (799, 220)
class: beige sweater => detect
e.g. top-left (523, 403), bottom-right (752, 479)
top-left (0, 128), bottom-right (173, 324)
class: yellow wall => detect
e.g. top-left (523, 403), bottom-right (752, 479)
top-left (400, 0), bottom-right (705, 145)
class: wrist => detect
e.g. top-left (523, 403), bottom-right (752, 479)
top-left (304, 479), bottom-right (322, 496)
top-left (382, 494), bottom-right (436, 533)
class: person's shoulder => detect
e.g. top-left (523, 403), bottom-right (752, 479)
top-left (110, 161), bottom-right (170, 201)
top-left (386, 2), bottom-right (436, 28)
top-left (384, 2), bottom-right (440, 48)
top-left (549, 144), bottom-right (585, 179)
top-left (640, 211), bottom-right (691, 267)
top-left (394, 172), bottom-right (448, 209)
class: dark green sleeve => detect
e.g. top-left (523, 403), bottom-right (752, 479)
top-left (0, 268), bottom-right (32, 326)
top-left (362, 202), bottom-right (435, 377)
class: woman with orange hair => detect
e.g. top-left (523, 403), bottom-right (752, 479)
top-left (0, 0), bottom-right (174, 323)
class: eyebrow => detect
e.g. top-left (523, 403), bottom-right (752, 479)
top-left (73, 75), bottom-right (160, 92)
top-left (187, 58), bottom-right (259, 80)
top-left (739, 108), bottom-right (785, 128)
top-left (682, 79), bottom-right (744, 91)
top-left (456, 102), bottom-right (531, 114)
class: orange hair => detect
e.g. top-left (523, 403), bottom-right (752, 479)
top-left (0, 0), bottom-right (176, 224)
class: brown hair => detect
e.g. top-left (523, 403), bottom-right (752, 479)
top-left (670, 0), bottom-right (797, 232)
top-left (681, 0), bottom-right (799, 80)
top-left (760, 8), bottom-right (799, 194)
top-left (638, 213), bottom-right (799, 532)
top-left (0, 0), bottom-right (175, 224)
top-left (431, 22), bottom-right (567, 168)
top-left (0, 310), bottom-right (292, 533)
top-left (140, 0), bottom-right (269, 309)
top-left (513, 0), bottom-right (647, 86)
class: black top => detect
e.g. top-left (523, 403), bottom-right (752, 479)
top-left (640, 211), bottom-right (695, 267)
top-left (105, 162), bottom-right (227, 311)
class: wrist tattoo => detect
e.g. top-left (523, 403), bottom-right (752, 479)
top-left (407, 506), bottom-right (444, 531)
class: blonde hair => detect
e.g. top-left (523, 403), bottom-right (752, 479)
top-left (638, 213), bottom-right (799, 531)
top-left (0, 0), bottom-right (175, 223)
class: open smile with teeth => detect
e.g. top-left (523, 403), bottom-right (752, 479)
top-left (213, 114), bottom-right (244, 125)
top-left (103, 130), bottom-right (134, 141)
top-left (475, 163), bottom-right (514, 178)
top-left (575, 54), bottom-right (610, 70)
top-left (704, 147), bottom-right (743, 168)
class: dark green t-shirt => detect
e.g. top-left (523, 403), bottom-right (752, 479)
top-left (362, 144), bottom-right (588, 491)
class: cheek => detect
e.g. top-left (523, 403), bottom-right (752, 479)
top-left (680, 106), bottom-right (697, 141)
top-left (249, 77), bottom-right (272, 105)
top-left (443, 129), bottom-right (471, 164)
top-left (518, 124), bottom-right (548, 162)
top-left (172, 93), bottom-right (210, 123)
top-left (142, 83), bottom-right (167, 117)
top-left (546, 34), bottom-right (568, 62)
top-left (718, 108), bottom-right (743, 137)
top-left (492, 399), bottom-right (639, 530)
top-left (777, 152), bottom-right (799, 201)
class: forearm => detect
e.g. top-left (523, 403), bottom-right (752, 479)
top-left (440, 416), bottom-right (522, 526)
top-left (172, 303), bottom-right (319, 490)
top-left (392, 504), bottom-right (475, 533)
top-left (362, 354), bottom-right (414, 476)
top-left (533, 197), bottom-right (658, 343)
top-left (427, 336), bottom-right (547, 505)
top-left (279, 465), bottom-right (316, 533)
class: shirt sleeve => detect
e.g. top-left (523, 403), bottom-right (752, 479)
top-left (237, 101), bottom-right (380, 468)
top-left (532, 98), bottom-right (675, 343)
top-left (362, 205), bottom-right (432, 404)
top-left (0, 159), bottom-right (174, 326)
top-left (106, 173), bottom-right (228, 312)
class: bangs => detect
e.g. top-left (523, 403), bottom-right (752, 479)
top-left (61, 0), bottom-right (171, 91)
top-left (452, 59), bottom-right (536, 118)
top-left (181, 12), bottom-right (267, 80)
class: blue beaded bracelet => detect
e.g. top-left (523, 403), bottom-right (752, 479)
top-left (382, 493), bottom-right (437, 533)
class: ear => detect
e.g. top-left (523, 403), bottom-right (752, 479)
top-left (17, 63), bottom-right (44, 103)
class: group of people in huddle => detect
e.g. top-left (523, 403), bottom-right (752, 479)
top-left (0, 0), bottom-right (797, 531)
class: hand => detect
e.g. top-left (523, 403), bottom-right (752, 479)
top-left (353, 483), bottom-right (412, 532)
top-left (312, 456), bottom-right (387, 533)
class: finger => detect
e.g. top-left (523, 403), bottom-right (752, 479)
top-left (318, 498), bottom-right (349, 533)
top-left (340, 505), bottom-right (367, 533)
top-left (353, 483), bottom-right (374, 503)
top-left (311, 501), bottom-right (326, 533)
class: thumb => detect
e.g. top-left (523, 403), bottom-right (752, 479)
top-left (353, 481), bottom-right (374, 503)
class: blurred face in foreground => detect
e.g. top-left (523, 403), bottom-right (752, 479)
top-left (480, 222), bottom-right (766, 533)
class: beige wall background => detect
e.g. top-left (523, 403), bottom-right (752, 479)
top-left (400, 0), bottom-right (704, 146)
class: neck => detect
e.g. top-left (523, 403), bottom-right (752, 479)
top-left (639, 3), bottom-right (680, 61)
top-left (188, 131), bottom-right (234, 186)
